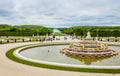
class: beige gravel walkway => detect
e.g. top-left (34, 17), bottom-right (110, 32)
top-left (0, 42), bottom-right (119, 76)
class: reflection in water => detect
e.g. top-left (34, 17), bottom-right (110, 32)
top-left (65, 54), bottom-right (116, 65)
top-left (20, 45), bottom-right (120, 66)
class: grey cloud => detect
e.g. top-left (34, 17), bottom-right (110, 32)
top-left (0, 0), bottom-right (120, 27)
top-left (0, 9), bottom-right (12, 16)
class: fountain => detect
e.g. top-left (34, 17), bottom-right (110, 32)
top-left (60, 32), bottom-right (118, 58)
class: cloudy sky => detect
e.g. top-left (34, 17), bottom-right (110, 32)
top-left (0, 0), bottom-right (120, 27)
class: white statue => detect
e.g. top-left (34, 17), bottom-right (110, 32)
top-left (32, 34), bottom-right (34, 37)
top-left (96, 34), bottom-right (98, 41)
top-left (86, 31), bottom-right (91, 39)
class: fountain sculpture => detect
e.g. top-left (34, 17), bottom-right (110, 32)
top-left (60, 32), bottom-right (118, 58)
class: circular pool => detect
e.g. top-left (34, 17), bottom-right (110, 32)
top-left (6, 42), bottom-right (120, 73)
top-left (18, 45), bottom-right (120, 67)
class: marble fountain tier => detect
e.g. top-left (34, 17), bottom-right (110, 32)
top-left (60, 32), bottom-right (118, 58)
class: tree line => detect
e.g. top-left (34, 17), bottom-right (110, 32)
top-left (0, 24), bottom-right (53, 36)
top-left (59, 26), bottom-right (120, 37)
top-left (1, 24), bottom-right (120, 37)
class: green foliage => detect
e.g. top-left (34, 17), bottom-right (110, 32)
top-left (0, 24), bottom-right (11, 28)
top-left (1, 24), bottom-right (120, 37)
top-left (60, 26), bottom-right (120, 37)
top-left (54, 33), bottom-right (66, 36)
top-left (0, 24), bottom-right (53, 36)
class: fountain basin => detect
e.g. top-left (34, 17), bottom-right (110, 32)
top-left (6, 42), bottom-right (120, 73)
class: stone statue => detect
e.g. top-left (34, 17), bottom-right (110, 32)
top-left (86, 31), bottom-right (91, 39)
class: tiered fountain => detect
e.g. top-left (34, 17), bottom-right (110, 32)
top-left (60, 32), bottom-right (118, 58)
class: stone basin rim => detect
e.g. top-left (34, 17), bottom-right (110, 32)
top-left (14, 43), bottom-right (120, 69)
